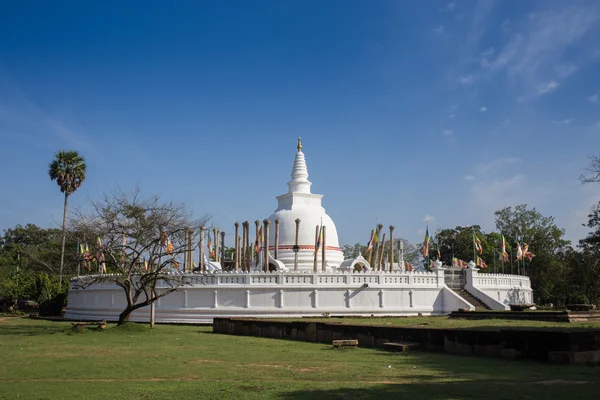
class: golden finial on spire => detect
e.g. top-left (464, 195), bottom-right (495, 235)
top-left (297, 137), bottom-right (302, 152)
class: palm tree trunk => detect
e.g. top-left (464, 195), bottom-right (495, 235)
top-left (59, 193), bottom-right (69, 290)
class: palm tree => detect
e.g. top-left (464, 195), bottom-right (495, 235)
top-left (49, 150), bottom-right (87, 289)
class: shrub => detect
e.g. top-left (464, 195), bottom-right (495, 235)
top-left (39, 292), bottom-right (67, 316)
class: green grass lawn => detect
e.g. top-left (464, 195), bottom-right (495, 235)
top-left (1, 317), bottom-right (599, 400)
top-left (274, 315), bottom-right (600, 330)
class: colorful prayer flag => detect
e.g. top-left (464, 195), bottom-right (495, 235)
top-left (256, 226), bottom-right (263, 253)
top-left (473, 232), bottom-right (483, 254)
top-left (523, 244), bottom-right (535, 262)
top-left (516, 243), bottom-right (523, 261)
top-left (207, 232), bottom-right (215, 259)
top-left (314, 225), bottom-right (323, 254)
top-left (166, 239), bottom-right (174, 255)
top-left (525, 251), bottom-right (535, 262)
top-left (476, 256), bottom-right (488, 269)
top-left (422, 225), bottom-right (430, 258)
top-left (501, 235), bottom-right (509, 261)
top-left (366, 230), bottom-right (375, 253)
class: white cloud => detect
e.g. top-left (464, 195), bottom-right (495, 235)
top-left (469, 174), bottom-right (526, 211)
top-left (424, 214), bottom-right (435, 223)
top-left (442, 129), bottom-right (454, 138)
top-left (476, 157), bottom-right (519, 173)
top-left (0, 78), bottom-right (91, 150)
top-left (555, 63), bottom-right (578, 78)
top-left (588, 93), bottom-right (598, 103)
top-left (433, 25), bottom-right (445, 34)
top-left (480, 106), bottom-right (488, 112)
top-left (439, 2), bottom-right (456, 13)
top-left (537, 80), bottom-right (559, 95)
top-left (480, 47), bottom-right (495, 67)
top-left (501, 19), bottom-right (511, 36)
top-left (459, 75), bottom-right (474, 85)
top-left (449, 113), bottom-right (456, 119)
top-left (479, 5), bottom-right (600, 95)
top-left (464, 174), bottom-right (475, 181)
top-left (551, 118), bottom-right (573, 125)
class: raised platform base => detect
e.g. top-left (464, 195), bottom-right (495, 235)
top-left (213, 317), bottom-right (600, 364)
top-left (449, 310), bottom-right (600, 323)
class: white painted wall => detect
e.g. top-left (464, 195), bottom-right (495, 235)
top-left (65, 268), bottom-right (529, 323)
top-left (466, 269), bottom-right (533, 309)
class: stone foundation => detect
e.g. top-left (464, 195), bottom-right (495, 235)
top-left (213, 317), bottom-right (600, 364)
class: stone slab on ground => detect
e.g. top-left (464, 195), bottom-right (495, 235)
top-left (332, 339), bottom-right (358, 347)
top-left (383, 342), bottom-right (419, 352)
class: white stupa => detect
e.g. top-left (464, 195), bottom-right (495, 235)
top-left (266, 138), bottom-right (344, 271)
top-left (65, 137), bottom-right (534, 323)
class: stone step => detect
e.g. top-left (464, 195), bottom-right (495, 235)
top-left (383, 342), bottom-right (420, 352)
top-left (452, 289), bottom-right (491, 311)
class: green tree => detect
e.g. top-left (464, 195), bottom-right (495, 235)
top-left (342, 243), bottom-right (364, 259)
top-left (0, 224), bottom-right (79, 276)
top-left (49, 150), bottom-right (87, 289)
top-left (567, 201), bottom-right (600, 305)
top-left (0, 267), bottom-right (35, 306)
top-left (494, 204), bottom-right (570, 304)
top-left (435, 226), bottom-right (487, 264)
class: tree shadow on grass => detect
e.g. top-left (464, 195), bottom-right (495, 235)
top-left (277, 379), bottom-right (600, 400)
top-left (277, 352), bottom-right (600, 399)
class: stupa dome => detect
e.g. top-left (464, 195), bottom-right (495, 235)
top-left (267, 138), bottom-right (344, 270)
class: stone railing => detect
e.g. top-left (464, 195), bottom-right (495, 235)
top-left (70, 269), bottom-right (444, 289)
top-left (471, 272), bottom-right (531, 289)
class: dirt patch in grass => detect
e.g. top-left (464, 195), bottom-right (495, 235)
top-left (190, 359), bottom-right (225, 364)
top-left (243, 363), bottom-right (322, 372)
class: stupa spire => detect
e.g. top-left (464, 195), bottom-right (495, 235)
top-left (288, 137), bottom-right (312, 194)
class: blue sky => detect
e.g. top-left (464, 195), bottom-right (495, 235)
top-left (1, 0), bottom-right (600, 247)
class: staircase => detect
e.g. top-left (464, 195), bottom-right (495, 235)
top-left (452, 289), bottom-right (491, 311)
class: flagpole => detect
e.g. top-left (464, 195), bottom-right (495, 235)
top-left (519, 237), bottom-right (525, 275)
top-left (367, 230), bottom-right (373, 267)
top-left (501, 232), bottom-right (504, 274)
top-left (493, 236), bottom-right (497, 272)
top-left (472, 228), bottom-right (476, 266)
top-left (77, 238), bottom-right (81, 277)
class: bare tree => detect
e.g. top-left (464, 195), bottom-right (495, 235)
top-left (71, 188), bottom-right (209, 325)
top-left (580, 155), bottom-right (600, 184)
